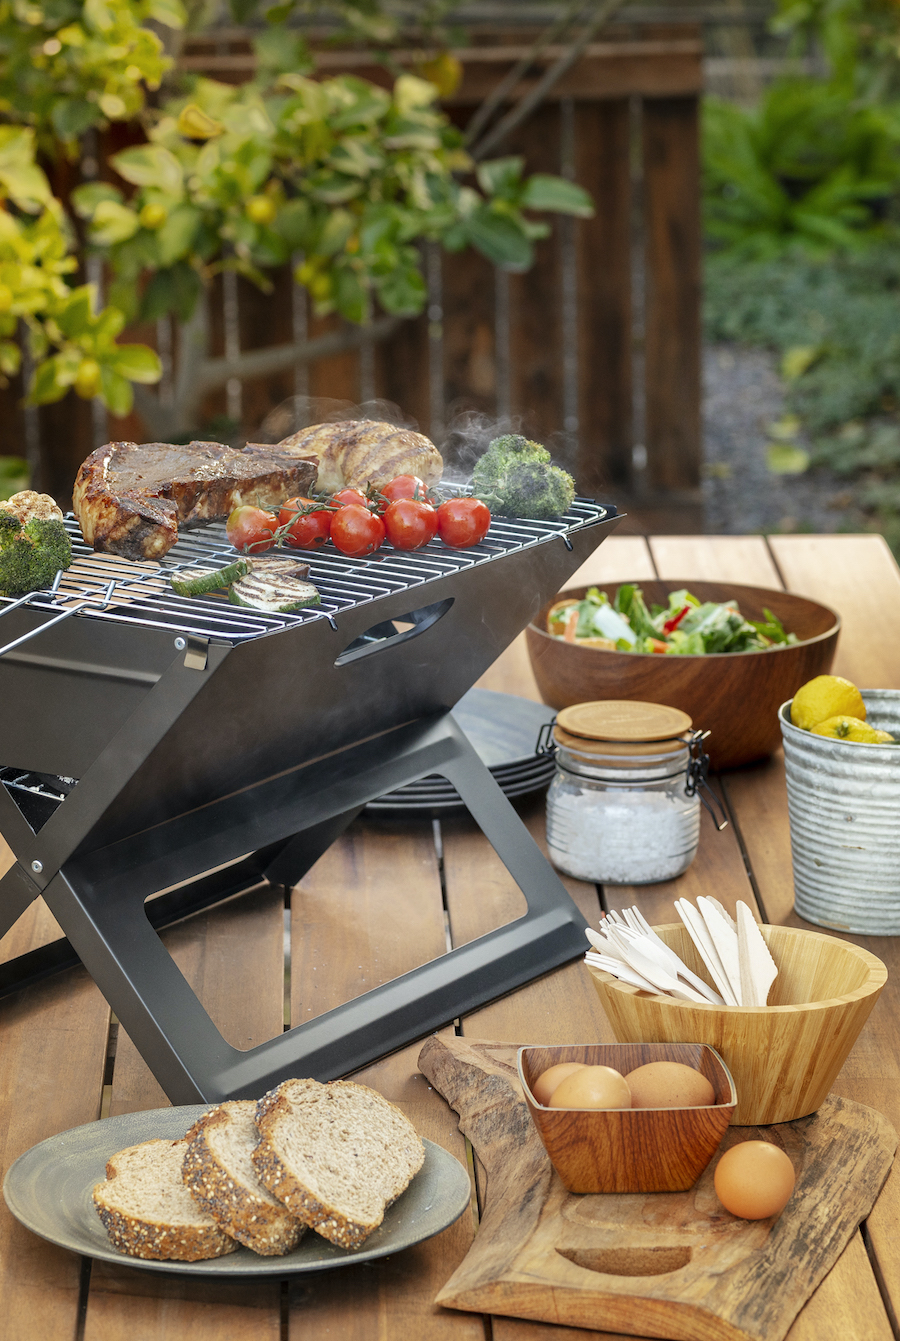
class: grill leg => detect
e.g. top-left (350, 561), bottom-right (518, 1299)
top-left (262, 806), bottom-right (364, 888)
top-left (27, 713), bottom-right (588, 1104)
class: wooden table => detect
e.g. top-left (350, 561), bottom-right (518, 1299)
top-left (2, 531), bottom-right (900, 1341)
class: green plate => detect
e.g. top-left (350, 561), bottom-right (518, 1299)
top-left (3, 1106), bottom-right (471, 1275)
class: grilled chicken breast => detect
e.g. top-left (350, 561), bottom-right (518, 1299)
top-left (73, 440), bottom-right (317, 561)
top-left (246, 420), bottom-right (442, 495)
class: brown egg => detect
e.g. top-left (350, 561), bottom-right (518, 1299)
top-left (531, 1062), bottom-right (587, 1107)
top-left (625, 1061), bottom-right (716, 1109)
top-left (714, 1141), bottom-right (796, 1220)
top-left (548, 1065), bottom-right (632, 1110)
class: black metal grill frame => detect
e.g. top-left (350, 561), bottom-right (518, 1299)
top-left (0, 498), bottom-right (620, 1103)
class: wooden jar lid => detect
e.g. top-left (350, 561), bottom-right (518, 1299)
top-left (554, 700), bottom-right (694, 759)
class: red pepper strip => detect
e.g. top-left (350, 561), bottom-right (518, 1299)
top-left (662, 604), bottom-right (690, 635)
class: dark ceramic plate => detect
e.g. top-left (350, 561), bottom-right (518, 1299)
top-left (2, 1106), bottom-right (471, 1276)
top-left (368, 688), bottom-right (556, 814)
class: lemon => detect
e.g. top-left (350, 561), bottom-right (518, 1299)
top-left (790, 675), bottom-right (866, 731)
top-left (810, 716), bottom-right (894, 743)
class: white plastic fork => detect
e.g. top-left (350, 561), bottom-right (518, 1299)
top-left (620, 907), bottom-right (724, 1005)
top-left (584, 952), bottom-right (660, 993)
top-left (601, 923), bottom-right (711, 1004)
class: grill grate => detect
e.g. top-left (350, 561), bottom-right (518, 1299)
top-left (0, 498), bottom-right (611, 645)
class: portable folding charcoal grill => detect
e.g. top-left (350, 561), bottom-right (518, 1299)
top-left (0, 497), bottom-right (619, 1103)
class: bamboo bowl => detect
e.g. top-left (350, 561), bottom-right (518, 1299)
top-left (588, 925), bottom-right (886, 1125)
top-left (518, 1042), bottom-right (736, 1193)
top-left (525, 580), bottom-right (840, 768)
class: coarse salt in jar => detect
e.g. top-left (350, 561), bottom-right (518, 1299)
top-left (545, 700), bottom-right (704, 885)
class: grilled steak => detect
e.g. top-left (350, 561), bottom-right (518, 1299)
top-left (73, 440), bottom-right (317, 561)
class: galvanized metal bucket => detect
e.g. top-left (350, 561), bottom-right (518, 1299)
top-left (780, 690), bottom-right (900, 934)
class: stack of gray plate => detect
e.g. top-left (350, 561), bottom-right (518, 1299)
top-left (368, 688), bottom-right (556, 816)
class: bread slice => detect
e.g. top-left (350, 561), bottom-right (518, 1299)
top-left (92, 1138), bottom-right (239, 1261)
top-left (181, 1101), bottom-right (305, 1256)
top-left (251, 1079), bottom-right (426, 1249)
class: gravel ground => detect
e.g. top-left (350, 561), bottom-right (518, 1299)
top-left (702, 344), bottom-right (867, 536)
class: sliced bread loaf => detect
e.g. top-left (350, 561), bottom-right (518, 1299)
top-left (92, 1138), bottom-right (239, 1261)
top-left (252, 1078), bottom-right (426, 1249)
top-left (182, 1101), bottom-right (305, 1256)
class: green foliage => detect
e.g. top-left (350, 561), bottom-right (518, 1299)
top-left (0, 511), bottom-right (72, 594)
top-left (704, 80), bottom-right (900, 257)
top-left (472, 433), bottom-right (576, 519)
top-left (772, 0), bottom-right (900, 98)
top-left (0, 0), bottom-right (592, 412)
top-left (705, 247), bottom-right (900, 433)
top-left (0, 0), bottom-right (184, 155)
top-left (0, 125), bottom-right (161, 411)
top-left (73, 61), bottom-right (593, 325)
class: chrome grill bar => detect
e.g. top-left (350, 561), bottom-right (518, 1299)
top-left (0, 499), bottom-right (612, 644)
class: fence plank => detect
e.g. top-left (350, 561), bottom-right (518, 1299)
top-left (642, 94), bottom-right (702, 494)
top-left (441, 247), bottom-right (499, 442)
top-left (575, 97), bottom-right (633, 495)
top-left (376, 310), bottom-right (432, 434)
top-left (507, 103), bottom-right (565, 448)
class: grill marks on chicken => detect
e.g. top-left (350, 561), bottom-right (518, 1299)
top-left (246, 420), bottom-right (442, 495)
top-left (73, 441), bottom-right (317, 561)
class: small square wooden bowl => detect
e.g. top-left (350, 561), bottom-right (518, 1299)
top-left (518, 1042), bottom-right (736, 1194)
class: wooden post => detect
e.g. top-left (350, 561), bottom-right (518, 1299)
top-left (641, 94), bottom-right (702, 494)
top-left (575, 97), bottom-right (633, 496)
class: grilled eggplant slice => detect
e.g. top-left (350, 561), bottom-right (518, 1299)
top-left (248, 555), bottom-right (311, 580)
top-left (229, 572), bottom-right (320, 613)
top-left (170, 558), bottom-right (251, 597)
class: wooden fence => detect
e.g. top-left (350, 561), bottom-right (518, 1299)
top-left (6, 23), bottom-right (703, 521)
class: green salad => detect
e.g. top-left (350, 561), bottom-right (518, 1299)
top-left (547, 584), bottom-right (797, 655)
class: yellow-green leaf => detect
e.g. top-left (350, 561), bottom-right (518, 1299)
top-left (781, 346), bottom-right (822, 381)
top-left (766, 443), bottom-right (810, 475)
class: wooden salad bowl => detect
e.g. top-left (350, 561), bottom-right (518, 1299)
top-left (588, 924), bottom-right (887, 1125)
top-left (525, 580), bottom-right (840, 769)
top-left (518, 1042), bottom-right (736, 1194)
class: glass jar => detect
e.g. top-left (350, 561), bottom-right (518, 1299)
top-left (545, 700), bottom-right (702, 885)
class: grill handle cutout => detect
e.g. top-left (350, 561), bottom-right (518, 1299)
top-left (334, 598), bottom-right (454, 666)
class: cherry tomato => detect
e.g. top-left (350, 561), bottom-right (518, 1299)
top-left (436, 496), bottom-right (491, 548)
top-left (383, 498), bottom-right (438, 551)
top-left (226, 504), bottom-right (277, 552)
top-left (378, 475), bottom-right (426, 508)
top-left (331, 487), bottom-right (369, 509)
top-left (330, 503), bottom-right (385, 557)
top-left (277, 496), bottom-right (332, 550)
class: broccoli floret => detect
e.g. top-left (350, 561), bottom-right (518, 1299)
top-left (472, 434), bottom-right (576, 519)
top-left (0, 512), bottom-right (72, 595)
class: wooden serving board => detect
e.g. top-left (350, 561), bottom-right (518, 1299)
top-left (418, 1036), bottom-right (897, 1341)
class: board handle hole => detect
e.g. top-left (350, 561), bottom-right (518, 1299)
top-left (557, 1246), bottom-right (693, 1277)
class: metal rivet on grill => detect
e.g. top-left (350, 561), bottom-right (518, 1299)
top-left (174, 637), bottom-right (187, 650)
top-left (31, 860), bottom-right (42, 873)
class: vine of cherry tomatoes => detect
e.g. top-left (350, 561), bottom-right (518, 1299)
top-left (226, 475), bottom-right (491, 558)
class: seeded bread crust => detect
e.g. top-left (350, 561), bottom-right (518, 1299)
top-left (181, 1101), bottom-right (305, 1256)
top-left (251, 1078), bottom-right (426, 1250)
top-left (92, 1138), bottom-right (239, 1261)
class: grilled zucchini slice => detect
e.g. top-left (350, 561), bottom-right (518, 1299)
top-left (228, 572), bottom-right (320, 613)
top-left (170, 558), bottom-right (251, 597)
